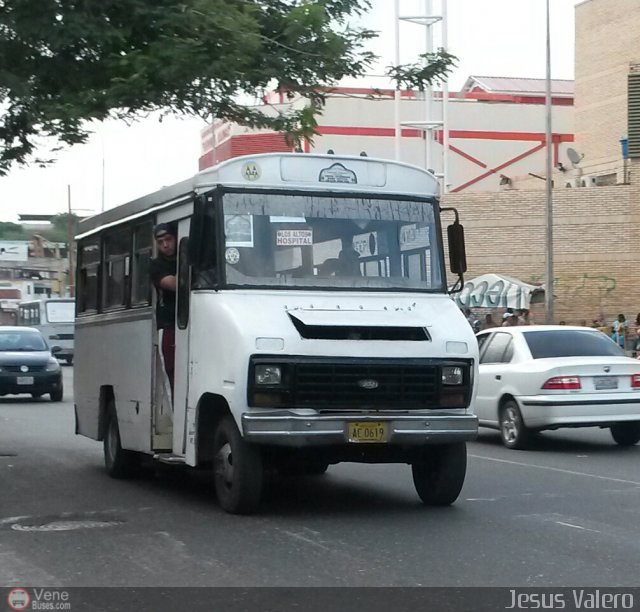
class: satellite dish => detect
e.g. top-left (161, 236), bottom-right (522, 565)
top-left (567, 148), bottom-right (583, 165)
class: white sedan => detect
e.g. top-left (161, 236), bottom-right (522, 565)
top-left (475, 325), bottom-right (640, 449)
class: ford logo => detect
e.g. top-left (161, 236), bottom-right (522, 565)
top-left (358, 379), bottom-right (379, 390)
top-left (20, 365), bottom-right (29, 373)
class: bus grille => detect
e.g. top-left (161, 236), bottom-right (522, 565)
top-left (292, 362), bottom-right (439, 409)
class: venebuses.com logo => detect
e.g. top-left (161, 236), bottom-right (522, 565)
top-left (7, 589), bottom-right (30, 611)
top-left (6, 588), bottom-right (71, 611)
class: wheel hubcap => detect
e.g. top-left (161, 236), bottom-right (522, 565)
top-left (214, 442), bottom-right (234, 491)
top-left (502, 407), bottom-right (518, 443)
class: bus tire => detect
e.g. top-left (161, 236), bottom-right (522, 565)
top-left (213, 415), bottom-right (264, 514)
top-left (104, 402), bottom-right (140, 479)
top-left (50, 386), bottom-right (63, 402)
top-left (412, 442), bottom-right (467, 506)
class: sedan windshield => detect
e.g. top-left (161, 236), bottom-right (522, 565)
top-left (222, 192), bottom-right (444, 291)
top-left (0, 331), bottom-right (48, 352)
top-left (523, 330), bottom-right (624, 359)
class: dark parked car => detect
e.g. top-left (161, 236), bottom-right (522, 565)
top-left (0, 326), bottom-right (63, 401)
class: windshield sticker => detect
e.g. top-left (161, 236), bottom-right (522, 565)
top-left (242, 161), bottom-right (261, 181)
top-left (224, 214), bottom-right (254, 247)
top-left (276, 229), bottom-right (313, 247)
top-left (225, 247), bottom-right (240, 265)
top-left (319, 163), bottom-right (357, 184)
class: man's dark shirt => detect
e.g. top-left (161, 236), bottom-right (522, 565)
top-left (150, 255), bottom-right (176, 329)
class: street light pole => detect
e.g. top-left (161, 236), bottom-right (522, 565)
top-left (544, 0), bottom-right (554, 324)
top-left (67, 184), bottom-right (75, 298)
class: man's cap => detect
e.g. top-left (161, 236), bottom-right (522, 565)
top-left (503, 312), bottom-right (513, 319)
top-left (154, 223), bottom-right (176, 238)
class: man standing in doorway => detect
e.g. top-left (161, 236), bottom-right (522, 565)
top-left (150, 223), bottom-right (177, 394)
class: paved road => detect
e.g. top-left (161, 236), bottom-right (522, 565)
top-left (1, 367), bottom-right (639, 587)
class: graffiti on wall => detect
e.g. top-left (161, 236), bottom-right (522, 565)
top-left (527, 274), bottom-right (617, 302)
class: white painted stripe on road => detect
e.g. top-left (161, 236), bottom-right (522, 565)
top-left (555, 521), bottom-right (601, 533)
top-left (282, 529), bottom-right (332, 552)
top-left (469, 454), bottom-right (640, 486)
top-left (0, 515), bottom-right (30, 525)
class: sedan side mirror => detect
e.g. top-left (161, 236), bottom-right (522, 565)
top-left (51, 346), bottom-right (62, 354)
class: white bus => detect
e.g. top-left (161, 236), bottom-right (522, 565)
top-left (74, 153), bottom-right (478, 514)
top-left (18, 298), bottom-right (75, 364)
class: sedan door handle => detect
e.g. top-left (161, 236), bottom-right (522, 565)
top-left (495, 375), bottom-right (502, 380)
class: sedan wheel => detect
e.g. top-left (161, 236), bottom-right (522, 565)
top-left (610, 422), bottom-right (640, 446)
top-left (500, 400), bottom-right (529, 450)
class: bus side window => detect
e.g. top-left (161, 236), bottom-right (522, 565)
top-left (102, 228), bottom-right (131, 310)
top-left (78, 240), bottom-right (101, 313)
top-left (132, 222), bottom-right (153, 306)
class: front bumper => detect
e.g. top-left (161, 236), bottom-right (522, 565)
top-left (242, 411), bottom-right (478, 447)
top-left (0, 371), bottom-right (62, 396)
top-left (519, 394), bottom-right (640, 429)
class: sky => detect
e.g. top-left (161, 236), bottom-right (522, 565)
top-left (0, 0), bottom-right (579, 223)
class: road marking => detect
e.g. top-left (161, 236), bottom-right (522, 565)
top-left (282, 530), bottom-right (332, 552)
top-left (0, 515), bottom-right (30, 525)
top-left (469, 454), bottom-right (640, 486)
top-left (555, 521), bottom-right (601, 533)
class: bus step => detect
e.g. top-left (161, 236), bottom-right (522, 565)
top-left (153, 453), bottom-right (186, 465)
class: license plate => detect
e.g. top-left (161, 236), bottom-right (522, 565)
top-left (348, 422), bottom-right (388, 443)
top-left (594, 376), bottom-right (618, 390)
top-left (17, 376), bottom-right (34, 385)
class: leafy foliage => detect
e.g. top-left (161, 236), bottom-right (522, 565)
top-left (0, 0), bottom-right (456, 174)
top-left (387, 49), bottom-right (457, 92)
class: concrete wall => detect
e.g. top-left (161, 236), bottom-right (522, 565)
top-left (441, 158), bottom-right (640, 324)
top-left (574, 0), bottom-right (640, 178)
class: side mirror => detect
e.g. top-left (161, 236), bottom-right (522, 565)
top-left (51, 346), bottom-right (62, 354)
top-left (447, 222), bottom-right (467, 275)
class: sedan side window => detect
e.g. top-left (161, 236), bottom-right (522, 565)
top-left (480, 332), bottom-right (513, 364)
top-left (477, 333), bottom-right (490, 356)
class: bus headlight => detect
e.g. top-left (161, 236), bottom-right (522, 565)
top-left (255, 365), bottom-right (282, 385)
top-left (442, 366), bottom-right (464, 385)
top-left (46, 358), bottom-right (61, 372)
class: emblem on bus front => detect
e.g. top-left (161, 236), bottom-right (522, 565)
top-left (319, 163), bottom-right (357, 184)
top-left (358, 379), bottom-right (379, 390)
top-left (242, 162), bottom-right (261, 181)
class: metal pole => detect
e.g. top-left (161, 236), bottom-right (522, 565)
top-left (67, 185), bottom-right (75, 298)
top-left (441, 0), bottom-right (450, 192)
top-left (544, 0), bottom-right (554, 323)
top-left (424, 0), bottom-right (433, 171)
top-left (101, 136), bottom-right (106, 213)
top-left (394, 0), bottom-right (401, 160)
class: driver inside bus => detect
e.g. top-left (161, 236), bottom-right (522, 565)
top-left (150, 223), bottom-right (177, 396)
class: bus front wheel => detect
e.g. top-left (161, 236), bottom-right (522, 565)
top-left (412, 442), bottom-right (467, 506)
top-left (213, 415), bottom-right (264, 514)
top-left (104, 402), bottom-right (140, 479)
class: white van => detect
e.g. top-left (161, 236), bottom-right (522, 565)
top-left (18, 298), bottom-right (75, 364)
top-left (74, 153), bottom-right (478, 513)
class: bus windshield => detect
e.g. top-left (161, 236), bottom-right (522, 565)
top-left (45, 301), bottom-right (75, 323)
top-left (221, 192), bottom-right (444, 291)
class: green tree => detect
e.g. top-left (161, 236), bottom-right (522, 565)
top-left (0, 0), bottom-right (455, 174)
top-left (45, 213), bottom-right (81, 242)
top-left (0, 221), bottom-right (27, 239)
